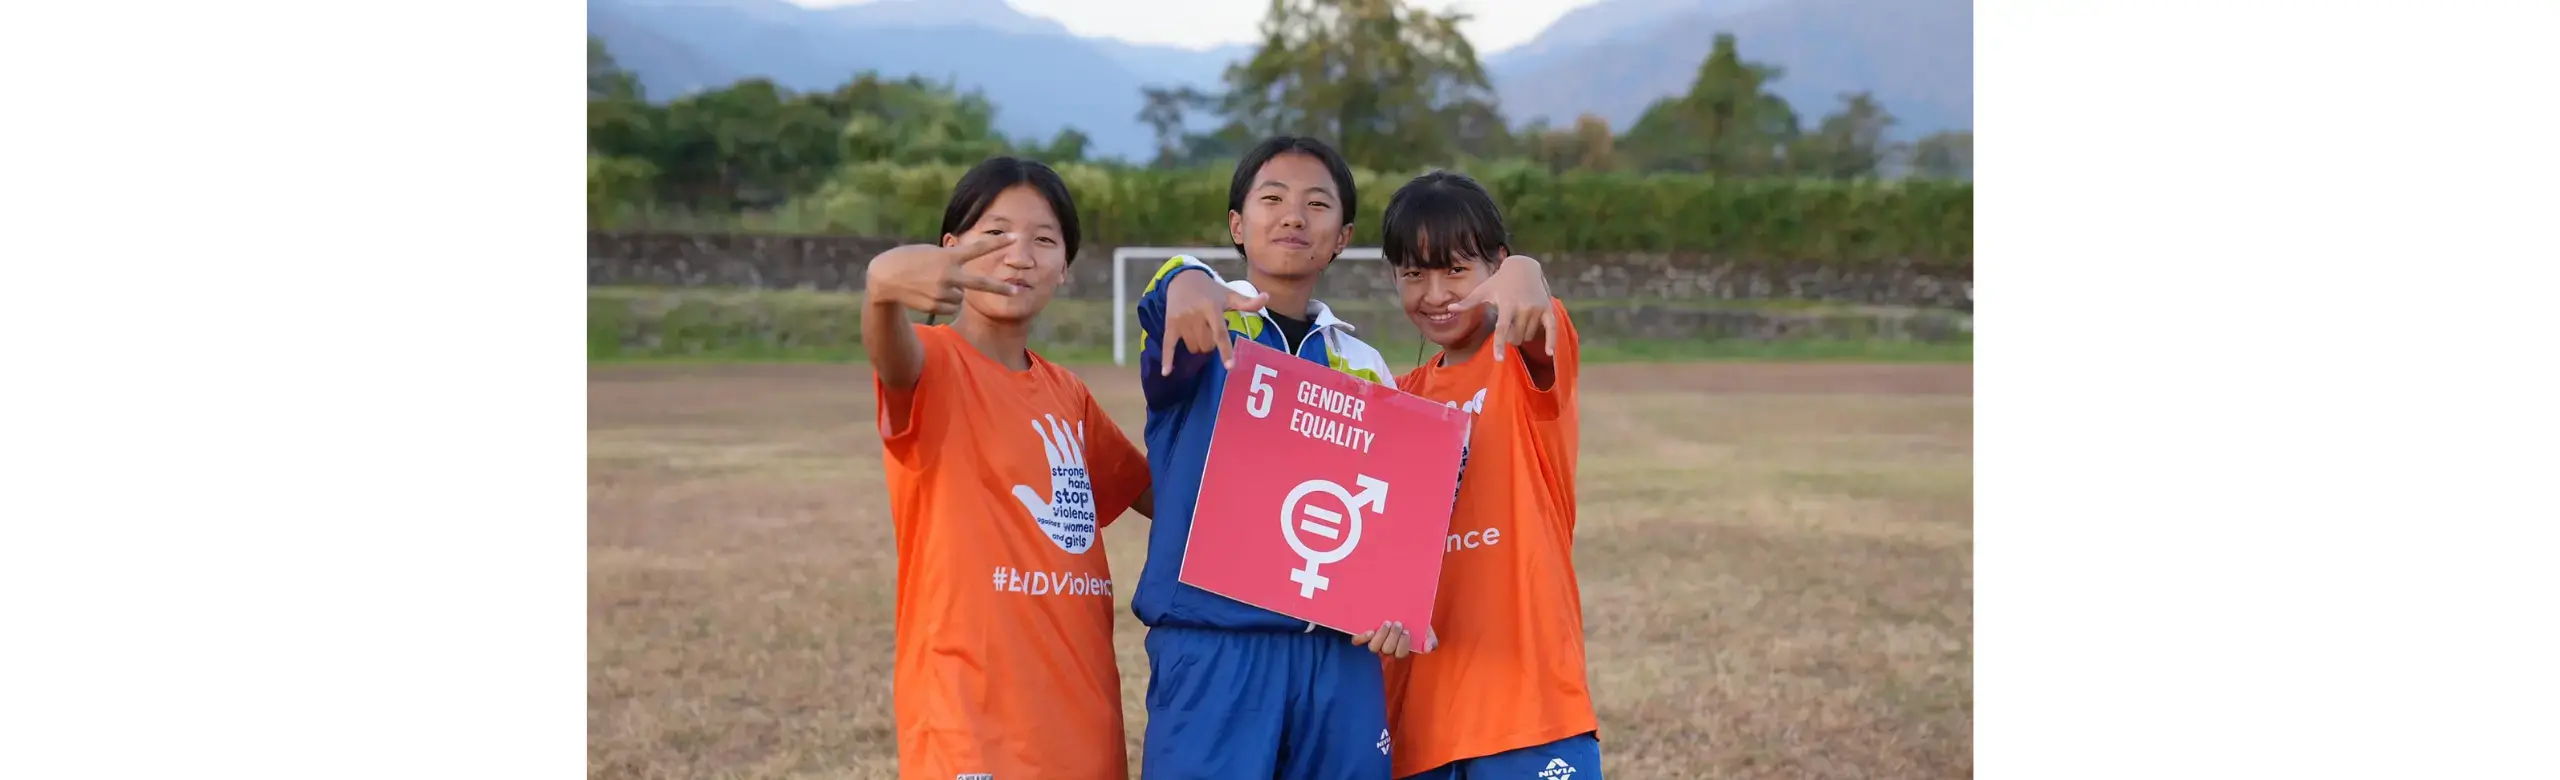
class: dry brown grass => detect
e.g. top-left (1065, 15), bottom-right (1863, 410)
top-left (590, 363), bottom-right (1973, 780)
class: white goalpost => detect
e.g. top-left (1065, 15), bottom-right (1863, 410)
top-left (1110, 245), bottom-right (1386, 366)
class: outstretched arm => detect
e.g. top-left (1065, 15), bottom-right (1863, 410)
top-left (862, 235), bottom-right (1021, 396)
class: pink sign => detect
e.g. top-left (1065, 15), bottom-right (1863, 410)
top-left (1178, 339), bottom-right (1471, 635)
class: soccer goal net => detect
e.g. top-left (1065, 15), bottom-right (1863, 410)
top-left (1109, 245), bottom-right (1386, 366)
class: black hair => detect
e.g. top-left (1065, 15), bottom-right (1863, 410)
top-left (940, 156), bottom-right (1082, 266)
top-left (1381, 170), bottom-right (1509, 271)
top-left (1227, 135), bottom-right (1359, 258)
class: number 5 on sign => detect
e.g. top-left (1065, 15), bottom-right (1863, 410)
top-left (1246, 364), bottom-right (1279, 418)
top-left (1180, 340), bottom-right (1471, 634)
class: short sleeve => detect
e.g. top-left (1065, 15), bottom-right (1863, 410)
top-left (875, 323), bottom-right (952, 467)
top-left (1081, 391), bottom-right (1152, 529)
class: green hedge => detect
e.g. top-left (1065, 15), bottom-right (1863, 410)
top-left (785, 161), bottom-right (1970, 264)
top-left (590, 287), bottom-right (1973, 365)
top-left (588, 154), bottom-right (659, 225)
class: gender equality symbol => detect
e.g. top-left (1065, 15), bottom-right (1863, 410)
top-left (1281, 474), bottom-right (1389, 598)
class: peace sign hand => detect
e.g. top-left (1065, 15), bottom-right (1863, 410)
top-left (863, 235), bottom-right (1023, 318)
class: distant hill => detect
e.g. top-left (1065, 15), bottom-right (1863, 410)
top-left (1490, 0), bottom-right (1973, 138)
top-left (586, 0), bottom-right (1972, 162)
top-left (1489, 0), bottom-right (1782, 77)
top-left (586, 0), bottom-right (1239, 160)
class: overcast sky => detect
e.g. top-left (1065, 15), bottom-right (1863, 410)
top-left (787, 0), bottom-right (1604, 53)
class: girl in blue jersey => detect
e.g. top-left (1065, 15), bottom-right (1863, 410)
top-left (1129, 137), bottom-right (1557, 779)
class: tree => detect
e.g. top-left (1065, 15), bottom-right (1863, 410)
top-left (1189, 0), bottom-right (1505, 171)
top-left (588, 36), bottom-right (642, 102)
top-left (804, 73), bottom-right (1011, 167)
top-left (589, 153), bottom-right (659, 225)
top-left (1520, 114), bottom-right (1617, 174)
top-left (1567, 114), bottom-right (1617, 172)
top-left (1442, 98), bottom-right (1514, 162)
top-left (1789, 91), bottom-right (1898, 179)
top-left (1025, 127), bottom-right (1091, 165)
top-left (587, 37), bottom-right (663, 220)
top-left (599, 71), bottom-right (1026, 210)
top-left (1909, 131), bottom-right (1972, 180)
top-left (1621, 33), bottom-right (1799, 176)
top-left (1137, 85), bottom-right (1237, 168)
top-left (590, 38), bottom-right (1035, 215)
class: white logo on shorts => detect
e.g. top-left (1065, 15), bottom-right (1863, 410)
top-left (1539, 757), bottom-right (1577, 778)
top-left (1377, 728), bottom-right (1392, 755)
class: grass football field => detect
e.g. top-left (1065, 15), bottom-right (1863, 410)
top-left (588, 361), bottom-right (1973, 779)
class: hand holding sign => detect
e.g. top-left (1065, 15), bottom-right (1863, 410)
top-left (1351, 622), bottom-right (1436, 659)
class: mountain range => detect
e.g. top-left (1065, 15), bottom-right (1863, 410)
top-left (587, 0), bottom-right (1971, 162)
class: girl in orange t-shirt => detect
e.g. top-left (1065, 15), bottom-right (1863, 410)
top-left (1375, 170), bottom-right (1601, 779)
top-left (862, 156), bottom-right (1155, 780)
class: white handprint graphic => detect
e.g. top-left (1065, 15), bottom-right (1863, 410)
top-left (1012, 414), bottom-right (1103, 554)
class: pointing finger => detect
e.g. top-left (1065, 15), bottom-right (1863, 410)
top-left (1160, 332), bottom-right (1180, 376)
top-left (1544, 307), bottom-right (1560, 356)
top-left (1213, 321), bottom-right (1236, 369)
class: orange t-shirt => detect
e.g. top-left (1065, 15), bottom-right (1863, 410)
top-left (1381, 302), bottom-right (1595, 777)
top-left (875, 324), bottom-right (1152, 780)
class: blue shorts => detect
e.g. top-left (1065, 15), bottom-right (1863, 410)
top-left (1400, 732), bottom-right (1603, 780)
top-left (1140, 625), bottom-right (1390, 780)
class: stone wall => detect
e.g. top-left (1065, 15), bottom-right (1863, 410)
top-left (588, 232), bottom-right (907, 290)
top-left (589, 231), bottom-right (1974, 312)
